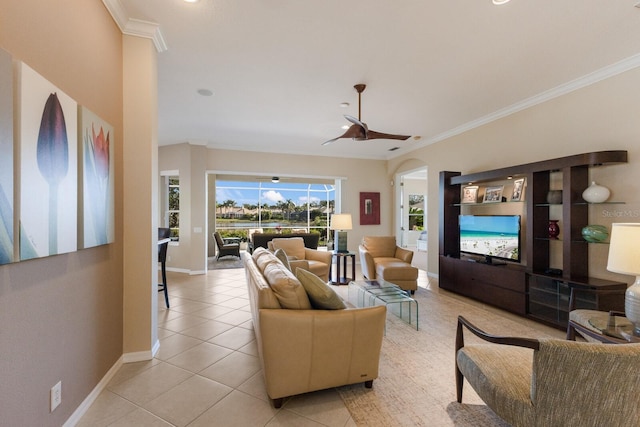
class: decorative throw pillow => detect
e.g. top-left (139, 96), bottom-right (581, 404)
top-left (273, 248), bottom-right (291, 271)
top-left (263, 262), bottom-right (312, 309)
top-left (296, 268), bottom-right (346, 310)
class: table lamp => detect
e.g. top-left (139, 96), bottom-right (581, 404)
top-left (330, 213), bottom-right (352, 253)
top-left (607, 223), bottom-right (640, 335)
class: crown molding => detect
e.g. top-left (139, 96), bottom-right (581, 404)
top-left (389, 52), bottom-right (640, 159)
top-left (102, 0), bottom-right (168, 52)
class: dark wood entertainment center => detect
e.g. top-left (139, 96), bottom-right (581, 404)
top-left (439, 151), bottom-right (628, 329)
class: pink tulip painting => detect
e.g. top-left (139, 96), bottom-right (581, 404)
top-left (80, 106), bottom-right (114, 248)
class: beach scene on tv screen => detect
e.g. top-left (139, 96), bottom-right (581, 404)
top-left (460, 215), bottom-right (519, 260)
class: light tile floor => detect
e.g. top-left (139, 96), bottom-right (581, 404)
top-left (78, 256), bottom-right (563, 426)
top-left (78, 258), bottom-right (363, 427)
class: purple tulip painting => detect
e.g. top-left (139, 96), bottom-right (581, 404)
top-left (80, 106), bottom-right (114, 248)
top-left (19, 62), bottom-right (77, 260)
top-left (37, 93), bottom-right (69, 254)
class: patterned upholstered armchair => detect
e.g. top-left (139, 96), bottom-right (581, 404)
top-left (455, 316), bottom-right (640, 427)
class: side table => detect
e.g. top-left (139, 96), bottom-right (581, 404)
top-left (331, 251), bottom-right (356, 286)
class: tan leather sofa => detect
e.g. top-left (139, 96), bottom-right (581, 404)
top-left (268, 237), bottom-right (332, 282)
top-left (244, 248), bottom-right (386, 408)
top-left (359, 236), bottom-right (418, 293)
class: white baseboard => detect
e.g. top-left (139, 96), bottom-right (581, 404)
top-left (63, 356), bottom-right (123, 427)
top-left (122, 339), bottom-right (160, 363)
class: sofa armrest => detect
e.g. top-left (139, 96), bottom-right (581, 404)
top-left (304, 248), bottom-right (332, 265)
top-left (259, 306), bottom-right (386, 400)
top-left (394, 246), bottom-right (414, 263)
top-left (358, 245), bottom-right (376, 280)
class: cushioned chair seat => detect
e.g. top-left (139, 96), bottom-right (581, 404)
top-left (457, 344), bottom-right (534, 426)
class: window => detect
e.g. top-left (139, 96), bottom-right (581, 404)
top-left (166, 175), bottom-right (180, 241)
top-left (408, 194), bottom-right (425, 230)
top-left (215, 180), bottom-right (335, 245)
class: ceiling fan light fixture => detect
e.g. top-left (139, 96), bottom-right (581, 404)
top-left (271, 177), bottom-right (280, 183)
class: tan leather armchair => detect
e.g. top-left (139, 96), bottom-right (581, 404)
top-left (269, 237), bottom-right (332, 282)
top-left (456, 315), bottom-right (640, 427)
top-left (359, 236), bottom-right (418, 293)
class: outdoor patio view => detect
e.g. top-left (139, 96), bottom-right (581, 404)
top-left (215, 180), bottom-right (335, 247)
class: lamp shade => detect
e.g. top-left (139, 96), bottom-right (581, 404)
top-left (330, 213), bottom-right (352, 231)
top-left (607, 223), bottom-right (640, 276)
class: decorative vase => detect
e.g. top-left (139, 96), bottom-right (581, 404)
top-left (581, 225), bottom-right (608, 243)
top-left (582, 181), bottom-right (610, 203)
top-left (548, 220), bottom-right (560, 239)
top-left (546, 190), bottom-right (563, 204)
top-left (626, 279), bottom-right (640, 336)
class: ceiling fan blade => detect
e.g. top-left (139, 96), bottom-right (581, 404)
top-left (344, 114), bottom-right (369, 139)
top-left (322, 124), bottom-right (367, 145)
top-left (321, 137), bottom-right (339, 146)
top-left (365, 130), bottom-right (411, 141)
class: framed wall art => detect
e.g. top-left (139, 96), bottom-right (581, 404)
top-left (18, 62), bottom-right (77, 260)
top-left (360, 192), bottom-right (380, 225)
top-left (0, 48), bottom-right (13, 264)
top-left (79, 106), bottom-right (115, 249)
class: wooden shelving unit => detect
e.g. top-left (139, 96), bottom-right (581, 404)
top-left (438, 151), bottom-right (628, 329)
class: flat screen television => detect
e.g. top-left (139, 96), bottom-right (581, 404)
top-left (459, 214), bottom-right (521, 263)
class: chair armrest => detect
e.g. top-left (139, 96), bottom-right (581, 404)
top-left (394, 246), bottom-right (414, 263)
top-left (288, 259), bottom-right (310, 272)
top-left (358, 245), bottom-right (376, 280)
top-left (456, 316), bottom-right (540, 354)
top-left (304, 248), bottom-right (332, 265)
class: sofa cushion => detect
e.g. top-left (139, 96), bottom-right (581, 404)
top-left (263, 261), bottom-right (312, 309)
top-left (362, 236), bottom-right (397, 258)
top-left (296, 268), bottom-right (346, 310)
top-left (271, 237), bottom-right (306, 261)
top-left (273, 248), bottom-right (291, 271)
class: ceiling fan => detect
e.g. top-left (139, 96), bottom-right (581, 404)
top-left (322, 84), bottom-right (411, 146)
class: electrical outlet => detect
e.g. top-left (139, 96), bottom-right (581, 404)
top-left (50, 381), bottom-right (61, 412)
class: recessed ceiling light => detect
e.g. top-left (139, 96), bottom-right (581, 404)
top-left (340, 102), bottom-right (349, 108)
top-left (492, 0), bottom-right (511, 4)
top-left (184, 0), bottom-right (199, 3)
top-left (197, 89), bottom-right (213, 96)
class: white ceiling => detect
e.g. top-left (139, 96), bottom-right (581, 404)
top-left (114, 0), bottom-right (640, 160)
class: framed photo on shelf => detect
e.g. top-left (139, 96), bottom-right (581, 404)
top-left (483, 185), bottom-right (504, 203)
top-left (461, 185), bottom-right (479, 203)
top-left (510, 178), bottom-right (525, 202)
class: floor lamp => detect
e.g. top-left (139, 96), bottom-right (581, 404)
top-left (331, 214), bottom-right (352, 253)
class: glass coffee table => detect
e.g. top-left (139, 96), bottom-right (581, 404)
top-left (348, 280), bottom-right (418, 330)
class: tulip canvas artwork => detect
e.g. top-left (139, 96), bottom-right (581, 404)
top-left (18, 62), bottom-right (77, 260)
top-left (79, 106), bottom-right (114, 248)
top-left (0, 48), bottom-right (13, 265)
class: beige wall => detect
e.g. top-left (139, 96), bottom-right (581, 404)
top-left (0, 0), bottom-right (124, 425)
top-left (388, 66), bottom-right (640, 285)
top-left (159, 145), bottom-right (391, 271)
